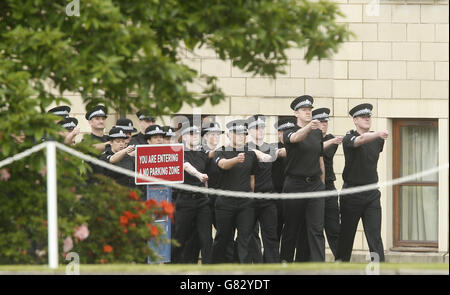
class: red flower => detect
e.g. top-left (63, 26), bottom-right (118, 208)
top-left (109, 205), bottom-right (115, 211)
top-left (128, 191), bottom-right (139, 200)
top-left (149, 224), bottom-right (159, 237)
top-left (120, 215), bottom-right (129, 227)
top-left (144, 199), bottom-right (157, 209)
top-left (100, 258), bottom-right (108, 264)
top-left (123, 228), bottom-right (128, 234)
top-left (124, 211), bottom-right (133, 219)
top-left (160, 200), bottom-right (175, 220)
top-left (130, 223), bottom-right (136, 228)
top-left (96, 217), bottom-right (102, 222)
top-left (161, 200), bottom-right (175, 215)
top-left (103, 245), bottom-right (113, 253)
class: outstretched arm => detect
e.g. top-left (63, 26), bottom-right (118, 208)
top-left (353, 131), bottom-right (388, 148)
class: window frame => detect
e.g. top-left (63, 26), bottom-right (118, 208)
top-left (393, 119), bottom-right (439, 248)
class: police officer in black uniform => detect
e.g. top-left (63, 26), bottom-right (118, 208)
top-left (58, 117), bottom-right (80, 145)
top-left (246, 115), bottom-right (281, 263)
top-left (99, 127), bottom-right (136, 188)
top-left (271, 118), bottom-right (296, 241)
top-left (84, 105), bottom-right (110, 176)
top-left (172, 123), bottom-right (213, 264)
top-left (114, 118), bottom-right (137, 146)
top-left (162, 126), bottom-right (179, 144)
top-left (46, 106), bottom-right (73, 142)
top-left (178, 122), bottom-right (224, 264)
top-left (211, 119), bottom-right (258, 264)
top-left (144, 125), bottom-right (165, 144)
top-left (337, 103), bottom-right (388, 262)
top-left (85, 105), bottom-right (110, 150)
top-left (201, 121), bottom-right (225, 227)
top-left (129, 111), bottom-right (156, 146)
top-left (280, 95), bottom-right (326, 262)
top-left (296, 108), bottom-right (342, 260)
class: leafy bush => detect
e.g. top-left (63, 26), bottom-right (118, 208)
top-left (0, 141), bottom-right (174, 264)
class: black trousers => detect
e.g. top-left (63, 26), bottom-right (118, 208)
top-left (324, 181), bottom-right (340, 259)
top-left (275, 199), bottom-right (284, 242)
top-left (249, 222), bottom-right (263, 263)
top-left (295, 182), bottom-right (340, 262)
top-left (172, 194), bottom-right (213, 264)
top-left (182, 226), bottom-right (201, 263)
top-left (212, 197), bottom-right (255, 264)
top-left (280, 176), bottom-right (325, 262)
top-left (250, 199), bottom-right (280, 263)
top-left (183, 194), bottom-right (214, 263)
top-left (337, 185), bottom-right (385, 262)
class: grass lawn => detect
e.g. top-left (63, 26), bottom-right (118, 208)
top-left (0, 262), bottom-right (448, 274)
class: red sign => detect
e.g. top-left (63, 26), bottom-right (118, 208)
top-left (135, 144), bottom-right (184, 185)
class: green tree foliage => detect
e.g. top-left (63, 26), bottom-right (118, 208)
top-left (1, 0), bottom-right (351, 157)
top-left (0, 0), bottom-right (351, 264)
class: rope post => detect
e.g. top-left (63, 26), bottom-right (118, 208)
top-left (46, 141), bottom-right (58, 269)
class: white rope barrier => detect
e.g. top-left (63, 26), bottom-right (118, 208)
top-left (1, 141), bottom-right (448, 200)
top-left (54, 142), bottom-right (449, 199)
top-left (0, 142), bottom-right (47, 169)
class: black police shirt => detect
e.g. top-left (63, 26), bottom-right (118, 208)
top-left (271, 142), bottom-right (287, 193)
top-left (213, 146), bottom-right (258, 193)
top-left (323, 134), bottom-right (338, 183)
top-left (99, 149), bottom-right (135, 188)
top-left (90, 133), bottom-right (109, 143)
top-left (83, 133), bottom-right (110, 176)
top-left (245, 142), bottom-right (276, 193)
top-left (183, 147), bottom-right (209, 187)
top-left (283, 125), bottom-right (324, 178)
top-left (204, 146), bottom-right (223, 190)
top-left (342, 130), bottom-right (384, 185)
top-left (129, 133), bottom-right (147, 146)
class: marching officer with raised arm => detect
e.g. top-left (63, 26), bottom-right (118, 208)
top-left (271, 117), bottom-right (296, 241)
top-left (211, 119), bottom-right (259, 264)
top-left (114, 118), bottom-right (137, 146)
top-left (201, 121), bottom-right (225, 227)
top-left (129, 111), bottom-right (156, 146)
top-left (280, 95), bottom-right (326, 262)
top-left (58, 117), bottom-right (80, 145)
top-left (84, 105), bottom-right (110, 176)
top-left (299, 108), bottom-right (342, 260)
top-left (172, 123), bottom-right (213, 264)
top-left (99, 127), bottom-right (136, 188)
top-left (337, 103), bottom-right (387, 262)
top-left (246, 115), bottom-right (281, 263)
top-left (85, 105), bottom-right (110, 151)
top-left (47, 105), bottom-right (75, 143)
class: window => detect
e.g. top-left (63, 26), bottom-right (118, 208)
top-left (393, 119), bottom-right (439, 249)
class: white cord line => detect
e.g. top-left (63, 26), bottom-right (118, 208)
top-left (1, 142), bottom-right (448, 199)
top-left (53, 142), bottom-right (449, 200)
top-left (0, 142), bottom-right (47, 169)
